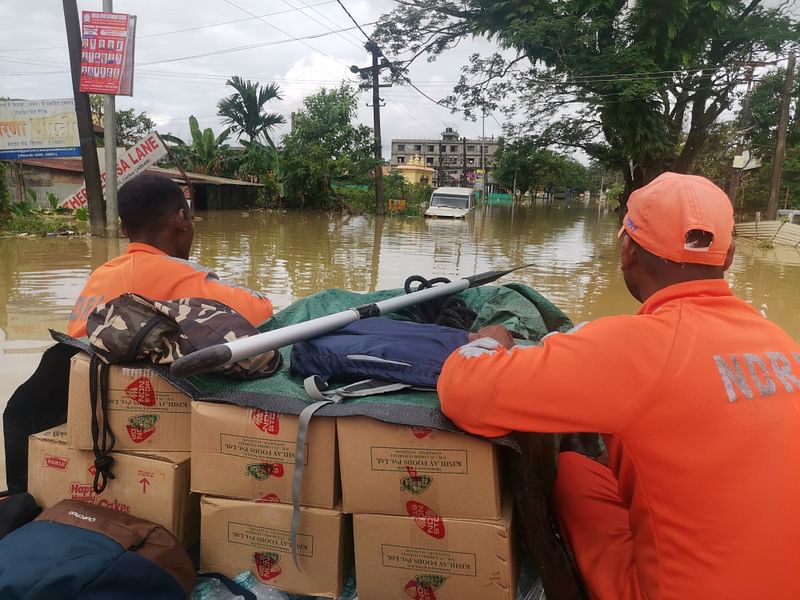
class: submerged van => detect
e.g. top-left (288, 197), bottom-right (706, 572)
top-left (424, 187), bottom-right (475, 219)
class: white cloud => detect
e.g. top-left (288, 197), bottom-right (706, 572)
top-left (0, 0), bottom-right (505, 154)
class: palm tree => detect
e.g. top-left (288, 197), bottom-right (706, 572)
top-left (162, 116), bottom-right (231, 176)
top-left (217, 76), bottom-right (286, 147)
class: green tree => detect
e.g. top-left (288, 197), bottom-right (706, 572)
top-left (281, 84), bottom-right (375, 209)
top-left (162, 116), bottom-right (232, 176)
top-left (217, 76), bottom-right (286, 146)
top-left (89, 95), bottom-right (156, 147)
top-left (375, 0), bottom-right (798, 208)
top-left (493, 138), bottom-right (590, 198)
top-left (744, 68), bottom-right (800, 159)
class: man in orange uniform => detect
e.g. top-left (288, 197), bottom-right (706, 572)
top-left (67, 173), bottom-right (273, 338)
top-left (438, 173), bottom-right (800, 599)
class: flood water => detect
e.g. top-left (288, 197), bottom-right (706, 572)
top-left (2, 203), bottom-right (799, 402)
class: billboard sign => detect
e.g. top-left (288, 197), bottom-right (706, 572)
top-left (0, 99), bottom-right (81, 160)
top-left (61, 132), bottom-right (167, 209)
top-left (79, 11), bottom-right (137, 96)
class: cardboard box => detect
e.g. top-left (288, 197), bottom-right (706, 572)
top-left (191, 401), bottom-right (339, 508)
top-left (354, 501), bottom-right (516, 600)
top-left (28, 425), bottom-right (199, 547)
top-left (337, 417), bottom-right (501, 519)
top-left (200, 496), bottom-right (351, 598)
top-left (67, 352), bottom-right (192, 451)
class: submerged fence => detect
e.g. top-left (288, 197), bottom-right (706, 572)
top-left (734, 219), bottom-right (800, 248)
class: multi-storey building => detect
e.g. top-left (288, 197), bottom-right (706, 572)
top-left (389, 127), bottom-right (499, 188)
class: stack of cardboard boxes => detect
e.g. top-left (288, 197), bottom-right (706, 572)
top-left (27, 352), bottom-right (198, 546)
top-left (338, 417), bottom-right (517, 600)
top-left (27, 353), bottom-right (515, 598)
top-left (191, 401), bottom-right (350, 598)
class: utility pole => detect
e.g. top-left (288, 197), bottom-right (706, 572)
top-left (368, 42), bottom-right (384, 217)
top-left (767, 52), bottom-right (796, 221)
top-left (351, 42), bottom-right (391, 216)
top-left (103, 0), bottom-right (118, 237)
top-left (727, 66), bottom-right (755, 206)
top-left (480, 108), bottom-right (486, 200)
top-left (438, 141), bottom-right (445, 187)
top-left (63, 0), bottom-right (105, 236)
top-left (462, 136), bottom-right (467, 186)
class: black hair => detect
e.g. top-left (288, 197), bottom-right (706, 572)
top-left (118, 173), bottom-right (188, 235)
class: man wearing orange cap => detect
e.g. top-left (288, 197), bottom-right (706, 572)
top-left (438, 172), bottom-right (800, 599)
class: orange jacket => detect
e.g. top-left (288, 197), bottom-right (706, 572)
top-left (439, 279), bottom-right (800, 599)
top-left (67, 242), bottom-right (273, 338)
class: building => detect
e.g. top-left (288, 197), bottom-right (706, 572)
top-left (394, 155), bottom-right (435, 186)
top-left (390, 127), bottom-right (500, 188)
top-left (4, 153), bottom-right (262, 211)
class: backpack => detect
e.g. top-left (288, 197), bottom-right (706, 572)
top-left (0, 499), bottom-right (195, 599)
top-left (87, 293), bottom-right (282, 379)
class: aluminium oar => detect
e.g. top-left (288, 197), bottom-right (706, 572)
top-left (169, 264), bottom-right (533, 378)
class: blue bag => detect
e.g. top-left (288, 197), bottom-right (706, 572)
top-left (289, 318), bottom-right (470, 388)
top-left (0, 499), bottom-right (195, 599)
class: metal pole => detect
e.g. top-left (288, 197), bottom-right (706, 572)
top-left (727, 67), bottom-right (755, 205)
top-left (63, 0), bottom-right (105, 236)
top-left (767, 52), bottom-right (795, 220)
top-left (367, 42), bottom-right (385, 216)
top-left (462, 136), bottom-right (467, 186)
top-left (103, 0), bottom-right (118, 238)
top-left (481, 109), bottom-right (486, 200)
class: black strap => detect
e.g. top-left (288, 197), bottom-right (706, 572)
top-left (89, 355), bottom-right (116, 494)
top-left (404, 274), bottom-right (477, 330)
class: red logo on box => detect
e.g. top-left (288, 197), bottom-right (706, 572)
top-left (245, 463), bottom-right (285, 480)
top-left (257, 493), bottom-right (281, 503)
top-left (254, 552), bottom-right (282, 581)
top-left (406, 501), bottom-right (445, 539)
top-left (405, 575), bottom-right (446, 599)
top-left (125, 377), bottom-right (156, 407)
top-left (409, 426), bottom-right (433, 439)
top-left (251, 409), bottom-right (280, 435)
top-left (43, 455), bottom-right (69, 471)
top-left (126, 414), bottom-right (159, 443)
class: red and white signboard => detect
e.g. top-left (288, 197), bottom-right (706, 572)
top-left (61, 132), bottom-right (168, 210)
top-left (79, 11), bottom-right (137, 96)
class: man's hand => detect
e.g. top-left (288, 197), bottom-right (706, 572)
top-left (467, 325), bottom-right (515, 349)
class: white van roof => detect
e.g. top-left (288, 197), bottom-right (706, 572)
top-left (432, 187), bottom-right (474, 195)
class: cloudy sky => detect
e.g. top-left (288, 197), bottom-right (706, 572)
top-left (0, 0), bottom-right (505, 157)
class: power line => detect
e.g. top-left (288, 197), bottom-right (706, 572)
top-left (222, 0), bottom-right (352, 70)
top-left (285, 0), bottom-right (365, 49)
top-left (138, 22), bottom-right (373, 66)
top-left (334, 0), bottom-right (372, 42)
top-left (0, 1), bottom-right (341, 53)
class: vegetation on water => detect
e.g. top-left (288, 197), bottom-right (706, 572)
top-left (0, 191), bottom-right (88, 237)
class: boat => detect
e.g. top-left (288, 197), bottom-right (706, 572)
top-left (424, 186), bottom-right (475, 218)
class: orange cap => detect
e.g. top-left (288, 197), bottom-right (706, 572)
top-left (619, 172), bottom-right (734, 266)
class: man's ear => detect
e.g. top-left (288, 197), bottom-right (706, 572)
top-left (722, 239), bottom-right (735, 270)
top-left (175, 208), bottom-right (190, 232)
top-left (620, 234), bottom-right (638, 271)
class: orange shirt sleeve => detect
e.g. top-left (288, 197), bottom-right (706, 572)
top-left (171, 267), bottom-right (274, 328)
top-left (437, 316), bottom-right (673, 437)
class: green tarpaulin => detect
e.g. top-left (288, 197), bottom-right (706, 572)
top-left (55, 282), bottom-right (571, 436)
